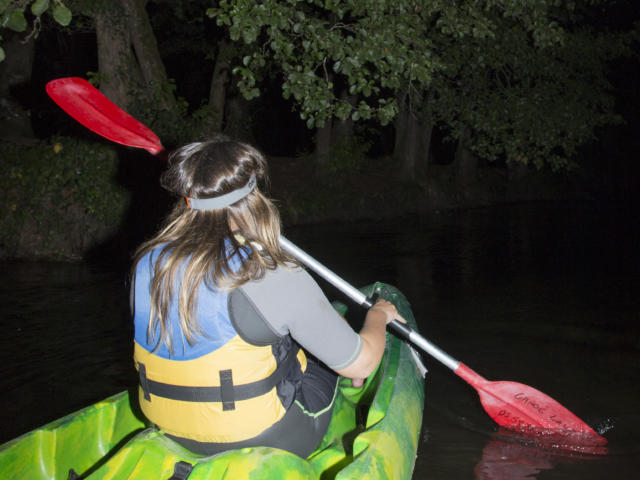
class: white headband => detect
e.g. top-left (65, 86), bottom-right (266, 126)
top-left (186, 173), bottom-right (257, 210)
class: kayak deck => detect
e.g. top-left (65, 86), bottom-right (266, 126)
top-left (0, 283), bottom-right (425, 479)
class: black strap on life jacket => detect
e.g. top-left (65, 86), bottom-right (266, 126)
top-left (137, 347), bottom-right (299, 410)
top-left (219, 369), bottom-right (235, 411)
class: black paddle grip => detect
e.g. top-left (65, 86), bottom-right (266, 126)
top-left (363, 292), bottom-right (379, 308)
top-left (388, 319), bottom-right (413, 341)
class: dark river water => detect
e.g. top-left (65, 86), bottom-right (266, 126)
top-left (1, 200), bottom-right (639, 479)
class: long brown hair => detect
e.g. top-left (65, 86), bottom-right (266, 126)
top-left (133, 140), bottom-right (295, 353)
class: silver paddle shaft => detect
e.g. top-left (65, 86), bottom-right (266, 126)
top-left (280, 236), bottom-right (461, 372)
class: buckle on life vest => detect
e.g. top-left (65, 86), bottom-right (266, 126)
top-left (138, 347), bottom-right (299, 406)
top-left (219, 369), bottom-right (235, 411)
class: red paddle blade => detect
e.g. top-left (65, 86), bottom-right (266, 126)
top-left (456, 363), bottom-right (607, 447)
top-left (46, 77), bottom-right (164, 155)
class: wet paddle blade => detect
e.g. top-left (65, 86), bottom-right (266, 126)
top-left (455, 363), bottom-right (607, 446)
top-left (46, 77), bottom-right (164, 155)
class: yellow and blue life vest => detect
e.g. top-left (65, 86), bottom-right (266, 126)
top-left (133, 249), bottom-right (307, 444)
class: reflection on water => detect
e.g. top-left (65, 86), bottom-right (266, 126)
top-left (475, 428), bottom-right (613, 480)
top-left (1, 200), bottom-right (639, 479)
top-left (475, 437), bottom-right (555, 479)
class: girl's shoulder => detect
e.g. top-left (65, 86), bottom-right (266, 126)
top-left (244, 264), bottom-right (316, 297)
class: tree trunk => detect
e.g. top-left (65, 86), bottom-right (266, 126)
top-left (394, 105), bottom-right (433, 182)
top-left (223, 95), bottom-right (255, 144)
top-left (395, 108), bottom-right (416, 180)
top-left (119, 0), bottom-right (176, 113)
top-left (313, 73), bottom-right (339, 166)
top-left (315, 117), bottom-right (333, 166)
top-left (202, 40), bottom-right (232, 136)
top-left (0, 35), bottom-right (35, 138)
top-left (95, 9), bottom-right (143, 111)
top-left (453, 126), bottom-right (477, 185)
top-left (333, 115), bottom-right (353, 140)
top-left (393, 91), bottom-right (409, 161)
top-left (332, 91), bottom-right (355, 141)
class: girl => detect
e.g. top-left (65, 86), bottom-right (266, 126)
top-left (131, 140), bottom-right (402, 457)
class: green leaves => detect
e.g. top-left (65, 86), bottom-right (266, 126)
top-left (52, 2), bottom-right (71, 26)
top-left (0, 0), bottom-right (71, 57)
top-left (0, 0), bottom-right (71, 31)
top-left (1, 0), bottom-right (73, 61)
top-left (429, 6), bottom-right (625, 171)
top-left (31, 0), bottom-right (50, 17)
top-left (215, 0), bottom-right (443, 128)
top-left (3, 10), bottom-right (27, 32)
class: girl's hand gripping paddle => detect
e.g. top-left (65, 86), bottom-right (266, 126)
top-left (45, 77), bottom-right (608, 451)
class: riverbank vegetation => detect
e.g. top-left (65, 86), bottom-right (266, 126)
top-left (0, 1), bottom-right (637, 260)
top-left (0, 138), bottom-right (129, 259)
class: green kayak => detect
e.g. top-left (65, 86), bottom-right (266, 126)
top-left (0, 283), bottom-right (424, 480)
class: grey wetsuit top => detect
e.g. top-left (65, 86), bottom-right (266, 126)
top-left (232, 265), bottom-right (362, 370)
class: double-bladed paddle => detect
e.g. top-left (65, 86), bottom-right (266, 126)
top-left (45, 77), bottom-right (607, 448)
